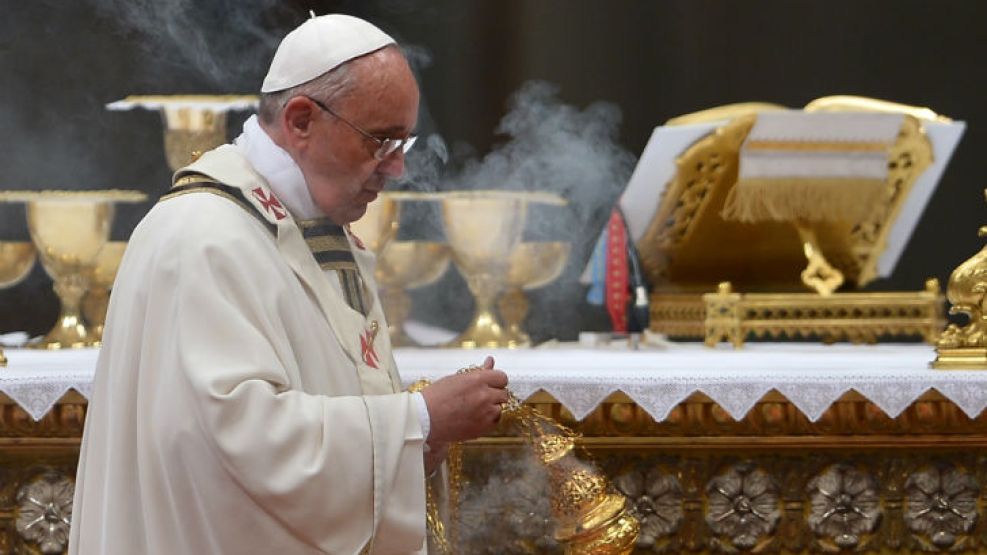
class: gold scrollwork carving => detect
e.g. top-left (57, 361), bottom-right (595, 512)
top-left (846, 116), bottom-right (934, 287)
top-left (934, 190), bottom-right (987, 369)
top-left (0, 396), bottom-right (87, 439)
top-left (453, 445), bottom-right (987, 554)
top-left (637, 115), bottom-right (756, 284)
top-left (642, 101), bottom-right (940, 347)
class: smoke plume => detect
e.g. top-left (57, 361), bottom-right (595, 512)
top-left (400, 81), bottom-right (637, 340)
top-left (90, 0), bottom-right (295, 89)
top-left (457, 451), bottom-right (558, 553)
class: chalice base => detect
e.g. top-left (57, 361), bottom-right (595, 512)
top-left (504, 325), bottom-right (532, 349)
top-left (449, 310), bottom-right (512, 349)
top-left (89, 325), bottom-right (105, 348)
top-left (30, 312), bottom-right (92, 350)
top-left (82, 288), bottom-right (110, 346)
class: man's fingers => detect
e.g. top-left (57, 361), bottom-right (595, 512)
top-left (477, 369), bottom-right (508, 389)
top-left (489, 387), bottom-right (510, 406)
top-left (482, 356), bottom-right (495, 370)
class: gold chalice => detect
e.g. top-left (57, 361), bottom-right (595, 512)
top-left (377, 241), bottom-right (451, 346)
top-left (0, 242), bottom-right (36, 365)
top-left (0, 242), bottom-right (36, 287)
top-left (106, 95), bottom-right (259, 172)
top-left (0, 190), bottom-right (146, 349)
top-left (500, 241), bottom-right (571, 347)
top-left (440, 191), bottom-right (529, 348)
top-left (439, 191), bottom-right (568, 348)
top-left (81, 241), bottom-right (128, 344)
top-left (353, 194), bottom-right (453, 346)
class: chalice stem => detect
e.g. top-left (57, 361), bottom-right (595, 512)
top-left (454, 273), bottom-right (509, 348)
top-left (37, 273), bottom-right (92, 349)
top-left (380, 284), bottom-right (415, 347)
top-left (55, 273), bottom-right (88, 317)
top-left (498, 287), bottom-right (531, 346)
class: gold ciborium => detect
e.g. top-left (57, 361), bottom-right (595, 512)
top-left (500, 241), bottom-right (571, 347)
top-left (377, 241), bottom-right (451, 346)
top-left (81, 241), bottom-right (128, 345)
top-left (0, 190), bottom-right (146, 349)
top-left (106, 95), bottom-right (259, 172)
top-left (0, 242), bottom-right (36, 366)
top-left (440, 191), bottom-right (528, 348)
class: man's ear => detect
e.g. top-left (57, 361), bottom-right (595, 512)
top-left (280, 96), bottom-right (318, 145)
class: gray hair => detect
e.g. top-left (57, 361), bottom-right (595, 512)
top-left (257, 62), bottom-right (356, 125)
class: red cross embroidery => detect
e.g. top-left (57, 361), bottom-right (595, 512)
top-left (360, 329), bottom-right (379, 369)
top-left (251, 187), bottom-right (286, 220)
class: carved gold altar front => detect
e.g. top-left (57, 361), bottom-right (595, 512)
top-left (2, 390), bottom-right (985, 554)
top-left (453, 391), bottom-right (987, 554)
top-left (0, 392), bottom-right (83, 555)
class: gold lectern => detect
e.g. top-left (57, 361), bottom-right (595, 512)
top-left (628, 97), bottom-right (965, 346)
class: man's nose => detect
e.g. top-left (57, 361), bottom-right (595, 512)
top-left (376, 150), bottom-right (406, 178)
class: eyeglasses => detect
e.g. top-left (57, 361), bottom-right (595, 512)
top-left (305, 96), bottom-right (417, 161)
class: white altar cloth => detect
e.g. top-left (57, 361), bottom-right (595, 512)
top-left (2, 343), bottom-right (987, 423)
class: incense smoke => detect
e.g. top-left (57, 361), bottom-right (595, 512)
top-left (90, 0), bottom-right (294, 90)
top-left (457, 451), bottom-right (557, 553)
top-left (400, 81), bottom-right (637, 340)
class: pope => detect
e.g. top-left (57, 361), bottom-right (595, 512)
top-left (70, 13), bottom-right (509, 555)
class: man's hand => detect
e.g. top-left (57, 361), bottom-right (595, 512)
top-left (421, 356), bottom-right (509, 444)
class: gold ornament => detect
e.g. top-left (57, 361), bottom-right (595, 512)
top-left (933, 189), bottom-right (987, 369)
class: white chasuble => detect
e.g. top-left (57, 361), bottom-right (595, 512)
top-left (70, 145), bottom-right (427, 555)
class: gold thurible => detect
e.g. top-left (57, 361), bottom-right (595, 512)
top-left (506, 395), bottom-right (639, 554)
top-left (413, 365), bottom-right (639, 554)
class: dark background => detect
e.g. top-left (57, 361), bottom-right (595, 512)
top-left (1, 0), bottom-right (985, 341)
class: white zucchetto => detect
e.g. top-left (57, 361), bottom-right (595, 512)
top-left (261, 14), bottom-right (396, 93)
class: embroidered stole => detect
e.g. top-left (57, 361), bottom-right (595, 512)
top-left (298, 218), bottom-right (371, 317)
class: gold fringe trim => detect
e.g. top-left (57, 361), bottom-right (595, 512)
top-left (720, 178), bottom-right (887, 224)
top-left (744, 140), bottom-right (889, 152)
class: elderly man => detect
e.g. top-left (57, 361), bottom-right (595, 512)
top-left (70, 14), bottom-right (508, 555)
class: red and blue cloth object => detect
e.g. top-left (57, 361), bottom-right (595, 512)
top-left (585, 208), bottom-right (649, 333)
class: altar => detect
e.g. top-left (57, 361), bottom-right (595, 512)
top-left (2, 344), bottom-right (986, 554)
